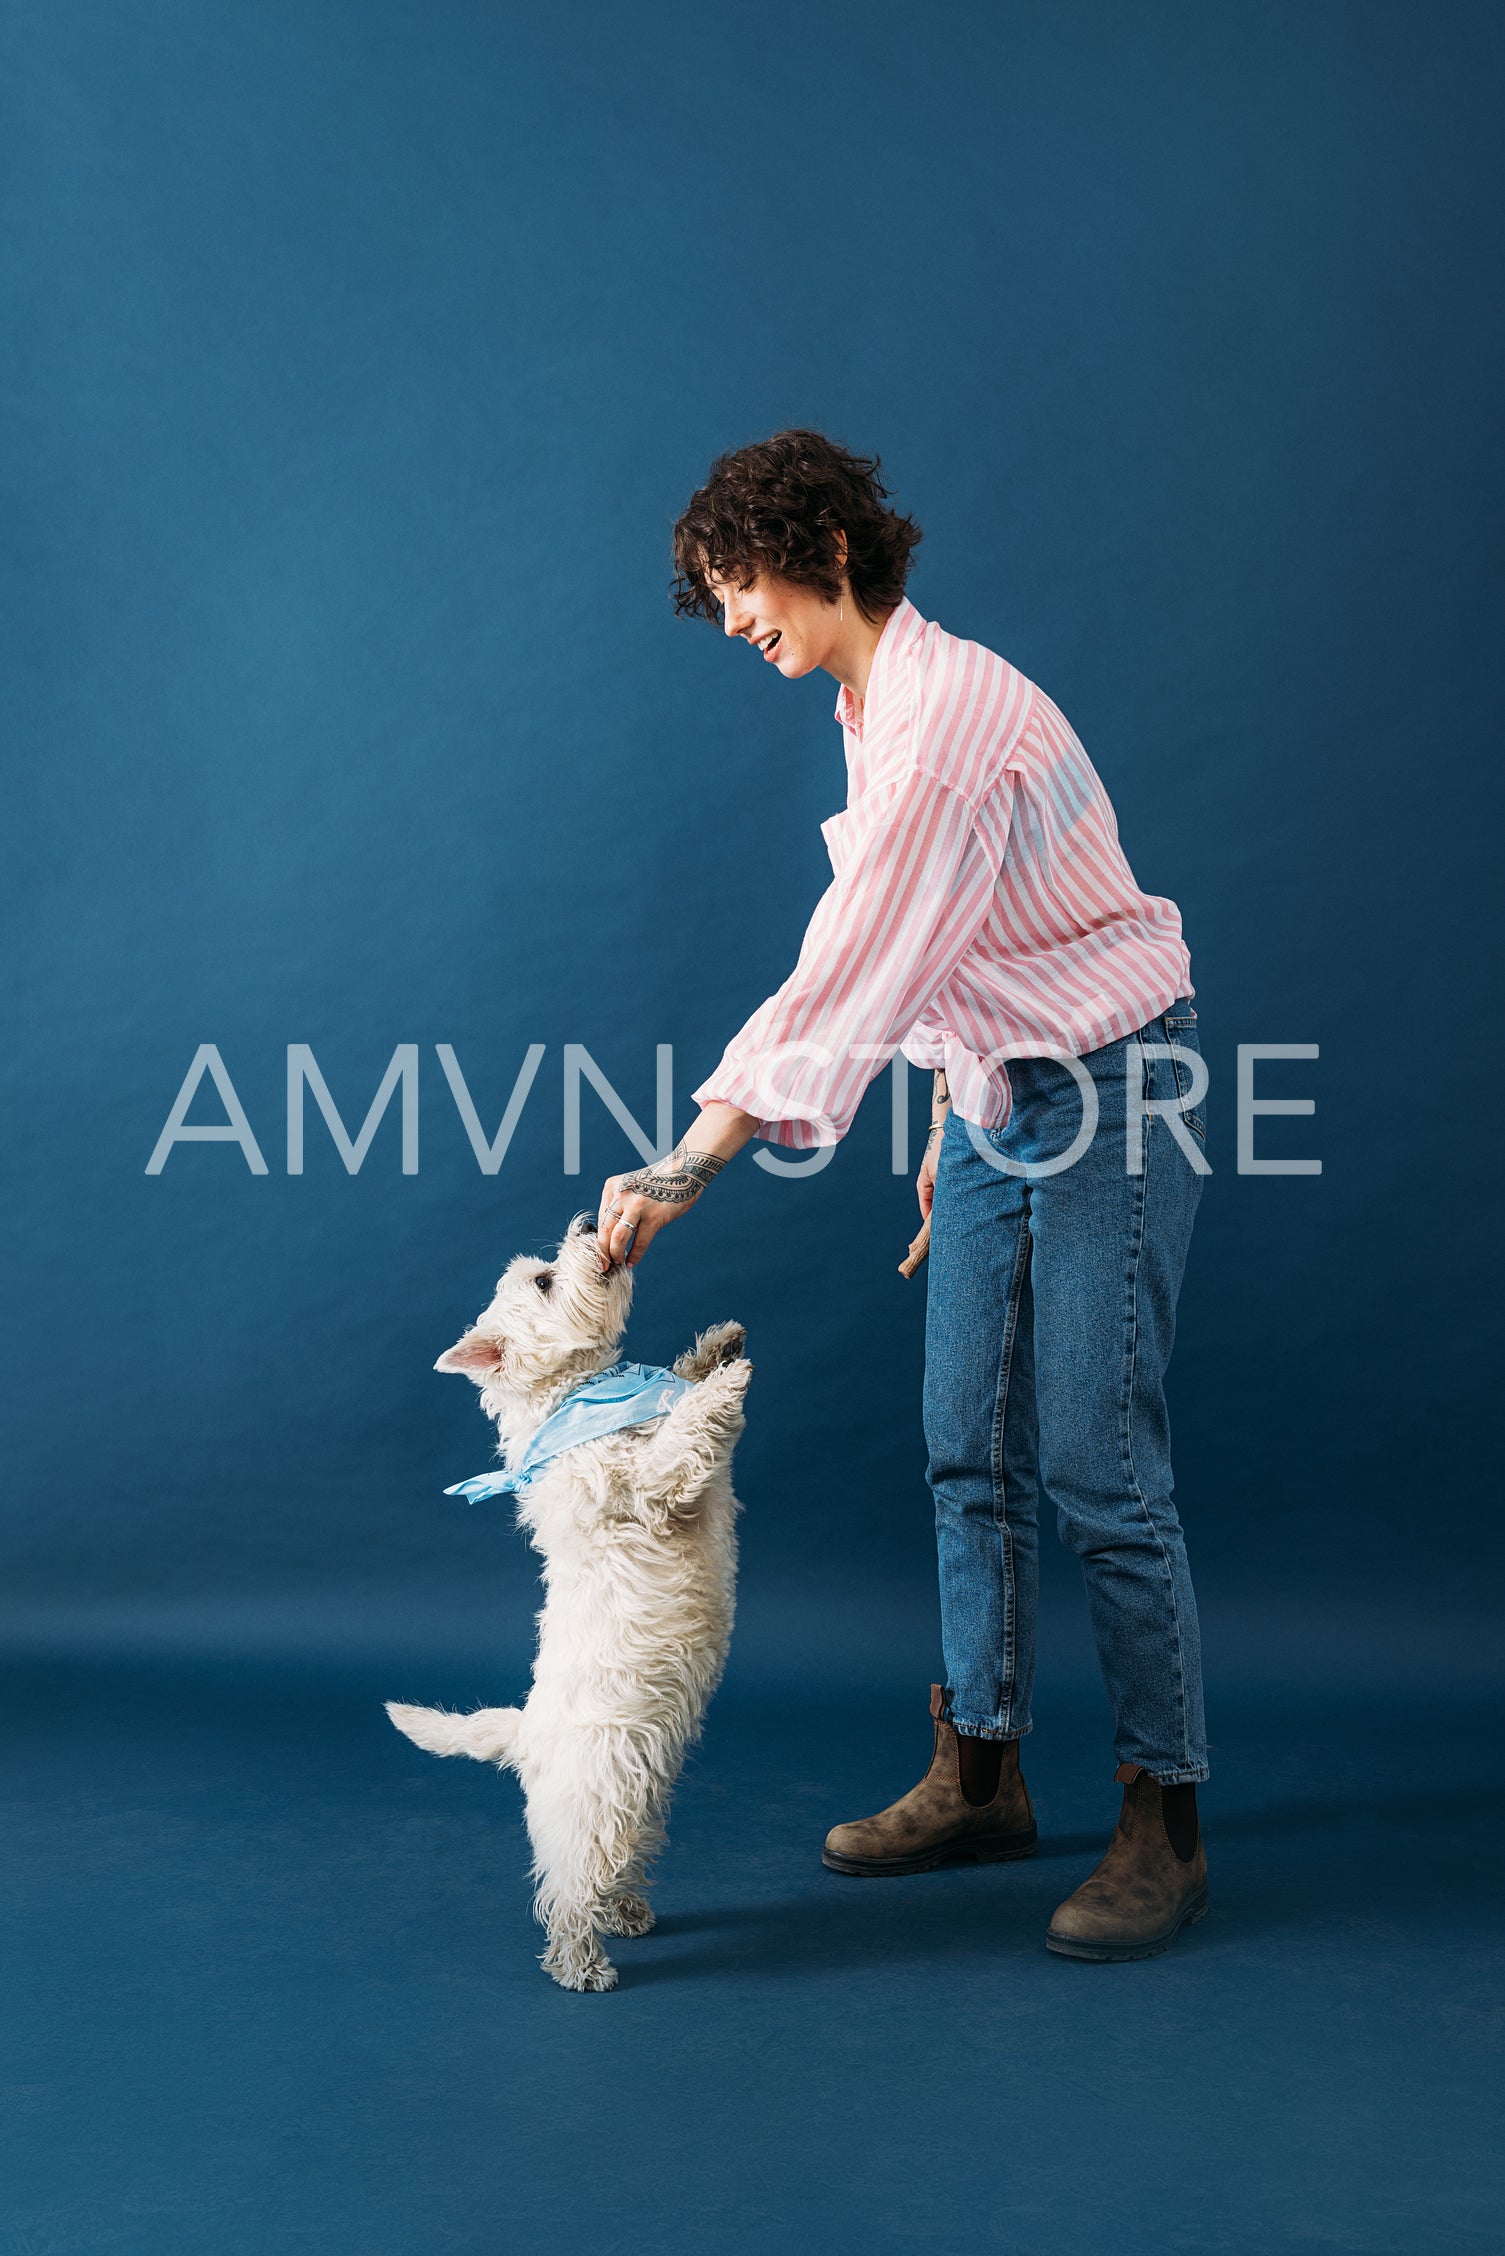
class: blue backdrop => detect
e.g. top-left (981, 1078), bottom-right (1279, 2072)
top-left (4, 5), bottom-right (1502, 2252)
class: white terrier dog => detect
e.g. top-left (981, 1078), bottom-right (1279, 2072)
top-left (386, 1213), bottom-right (750, 1992)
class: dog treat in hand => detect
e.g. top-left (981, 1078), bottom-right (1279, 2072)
top-left (899, 1215), bottom-right (931, 1278)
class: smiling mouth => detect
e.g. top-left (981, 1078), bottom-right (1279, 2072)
top-left (758, 630), bottom-right (783, 660)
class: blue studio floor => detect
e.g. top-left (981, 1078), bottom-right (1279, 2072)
top-left (4, 1611), bottom-right (1503, 2256)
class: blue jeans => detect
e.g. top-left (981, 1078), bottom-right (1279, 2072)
top-left (923, 1001), bottom-right (1209, 1784)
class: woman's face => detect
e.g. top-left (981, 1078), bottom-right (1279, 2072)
top-left (707, 571), bottom-right (842, 681)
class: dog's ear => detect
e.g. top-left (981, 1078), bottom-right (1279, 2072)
top-left (435, 1328), bottom-right (506, 1381)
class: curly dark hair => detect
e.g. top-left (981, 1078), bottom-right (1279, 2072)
top-left (671, 428), bottom-right (922, 626)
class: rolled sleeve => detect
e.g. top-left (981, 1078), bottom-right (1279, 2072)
top-left (899, 1019), bottom-right (952, 1071)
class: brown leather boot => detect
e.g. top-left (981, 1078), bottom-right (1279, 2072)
top-left (1045, 1763), bottom-right (1209, 1960)
top-left (823, 1686), bottom-right (1037, 1876)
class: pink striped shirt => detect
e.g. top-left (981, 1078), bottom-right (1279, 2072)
top-left (690, 596), bottom-right (1192, 1148)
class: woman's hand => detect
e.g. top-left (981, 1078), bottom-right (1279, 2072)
top-left (595, 1104), bottom-right (760, 1271)
top-left (916, 1129), bottom-right (941, 1223)
top-left (916, 1072), bottom-right (950, 1222)
top-left (596, 1147), bottom-right (722, 1270)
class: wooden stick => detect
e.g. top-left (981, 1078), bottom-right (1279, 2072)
top-left (898, 1213), bottom-right (931, 1278)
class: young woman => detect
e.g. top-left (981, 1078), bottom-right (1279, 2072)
top-left (595, 430), bottom-right (1210, 1961)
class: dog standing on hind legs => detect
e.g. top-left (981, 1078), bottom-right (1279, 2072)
top-left (386, 1213), bottom-right (750, 1992)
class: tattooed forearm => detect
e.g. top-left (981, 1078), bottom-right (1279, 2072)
top-left (933, 1070), bottom-right (950, 1112)
top-left (618, 1145), bottom-right (728, 1206)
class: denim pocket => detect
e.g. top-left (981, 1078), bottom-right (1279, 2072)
top-left (1160, 1010), bottom-right (1205, 1140)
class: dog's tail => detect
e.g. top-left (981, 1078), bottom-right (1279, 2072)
top-left (384, 1700), bottom-right (523, 1768)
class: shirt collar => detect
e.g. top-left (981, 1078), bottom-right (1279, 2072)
top-left (834, 595), bottom-right (925, 736)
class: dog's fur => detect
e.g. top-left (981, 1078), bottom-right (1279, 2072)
top-left (386, 1214), bottom-right (749, 1992)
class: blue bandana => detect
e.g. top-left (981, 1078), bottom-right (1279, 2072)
top-left (444, 1359), bottom-right (693, 1503)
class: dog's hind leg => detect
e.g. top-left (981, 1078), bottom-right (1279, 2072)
top-left (599, 1892), bottom-right (654, 1938)
top-left (528, 1731), bottom-right (672, 1985)
top-left (526, 1760), bottom-right (627, 1993)
top-left (599, 1773), bottom-right (671, 1937)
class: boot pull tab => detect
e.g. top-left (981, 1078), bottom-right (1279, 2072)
top-left (929, 1685), bottom-right (946, 1721)
top-left (1114, 1761), bottom-right (1144, 1784)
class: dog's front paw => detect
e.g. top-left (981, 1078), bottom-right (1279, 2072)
top-left (705, 1353), bottom-right (753, 1400)
top-left (673, 1320), bottom-right (747, 1381)
top-left (601, 1892), bottom-right (655, 1938)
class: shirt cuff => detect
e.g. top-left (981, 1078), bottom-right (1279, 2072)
top-left (689, 1066), bottom-right (840, 1149)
